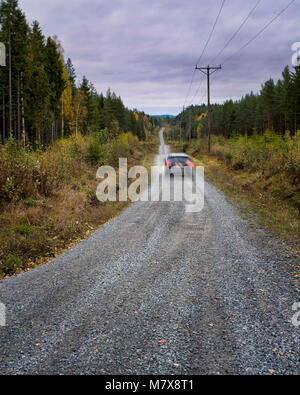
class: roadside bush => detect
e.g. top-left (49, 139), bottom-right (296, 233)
top-left (0, 130), bottom-right (149, 278)
top-left (202, 130), bottom-right (299, 178)
top-left (189, 130), bottom-right (300, 211)
top-left (0, 138), bottom-right (41, 202)
top-left (123, 132), bottom-right (140, 149)
top-left (86, 137), bottom-right (105, 165)
top-left (39, 133), bottom-right (89, 195)
top-left (1, 254), bottom-right (27, 277)
top-left (0, 132), bottom-right (143, 203)
top-left (14, 224), bottom-right (36, 236)
top-left (183, 142), bottom-right (189, 153)
top-left (23, 198), bottom-right (45, 207)
top-left (109, 135), bottom-right (132, 166)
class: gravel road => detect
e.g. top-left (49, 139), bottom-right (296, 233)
top-left (0, 129), bottom-right (299, 375)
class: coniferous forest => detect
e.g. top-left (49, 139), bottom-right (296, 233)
top-left (0, 0), bottom-right (157, 147)
top-left (176, 65), bottom-right (300, 139)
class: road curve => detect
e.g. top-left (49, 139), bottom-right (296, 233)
top-left (0, 129), bottom-right (299, 375)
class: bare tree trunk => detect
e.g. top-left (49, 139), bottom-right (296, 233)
top-left (61, 100), bottom-right (64, 138)
top-left (75, 103), bottom-right (80, 134)
top-left (51, 109), bottom-right (55, 144)
top-left (13, 106), bottom-right (16, 139)
top-left (285, 114), bottom-right (287, 133)
top-left (2, 92), bottom-right (5, 143)
top-left (0, 106), bottom-right (2, 144)
top-left (267, 110), bottom-right (271, 130)
top-left (21, 72), bottom-right (26, 147)
top-left (9, 27), bottom-right (12, 136)
top-left (17, 73), bottom-right (21, 142)
top-left (51, 119), bottom-right (54, 144)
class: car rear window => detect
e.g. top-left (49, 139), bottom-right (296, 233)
top-left (169, 157), bottom-right (189, 165)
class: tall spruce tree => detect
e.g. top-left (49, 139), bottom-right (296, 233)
top-left (44, 36), bottom-right (65, 143)
top-left (0, 0), bottom-right (29, 141)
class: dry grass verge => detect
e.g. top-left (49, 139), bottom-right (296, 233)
top-left (170, 135), bottom-right (300, 251)
top-left (0, 134), bottom-right (158, 278)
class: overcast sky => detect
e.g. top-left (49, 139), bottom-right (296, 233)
top-left (19, 0), bottom-right (299, 115)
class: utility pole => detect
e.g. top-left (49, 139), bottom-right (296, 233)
top-left (195, 65), bottom-right (221, 152)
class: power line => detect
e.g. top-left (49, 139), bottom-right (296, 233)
top-left (195, 0), bottom-right (226, 67)
top-left (183, 0), bottom-right (226, 108)
top-left (193, 0), bottom-right (295, 107)
top-left (181, 0), bottom-right (295, 134)
top-left (183, 69), bottom-right (196, 109)
top-left (211, 0), bottom-right (262, 63)
top-left (187, 0), bottom-right (229, 106)
top-left (222, 0), bottom-right (296, 65)
top-left (187, 73), bottom-right (205, 106)
top-left (189, 0), bottom-right (261, 106)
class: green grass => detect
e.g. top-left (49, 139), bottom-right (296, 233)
top-left (14, 224), bottom-right (36, 235)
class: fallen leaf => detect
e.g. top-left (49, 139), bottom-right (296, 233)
top-left (158, 340), bottom-right (166, 344)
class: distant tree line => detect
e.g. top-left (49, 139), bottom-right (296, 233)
top-left (176, 65), bottom-right (300, 139)
top-left (0, 0), bottom-right (155, 146)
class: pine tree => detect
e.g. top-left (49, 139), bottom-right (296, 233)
top-left (291, 66), bottom-right (300, 133)
top-left (0, 0), bottom-right (29, 141)
top-left (281, 66), bottom-right (294, 132)
top-left (65, 57), bottom-right (76, 94)
top-left (71, 88), bottom-right (87, 134)
top-left (61, 64), bottom-right (73, 138)
top-left (44, 36), bottom-right (65, 143)
top-left (261, 79), bottom-right (276, 130)
top-left (25, 20), bottom-right (50, 144)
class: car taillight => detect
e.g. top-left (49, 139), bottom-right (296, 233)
top-left (186, 160), bottom-right (195, 168)
top-left (166, 160), bottom-right (170, 168)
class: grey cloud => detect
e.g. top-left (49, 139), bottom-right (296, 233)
top-left (20, 0), bottom-right (300, 115)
